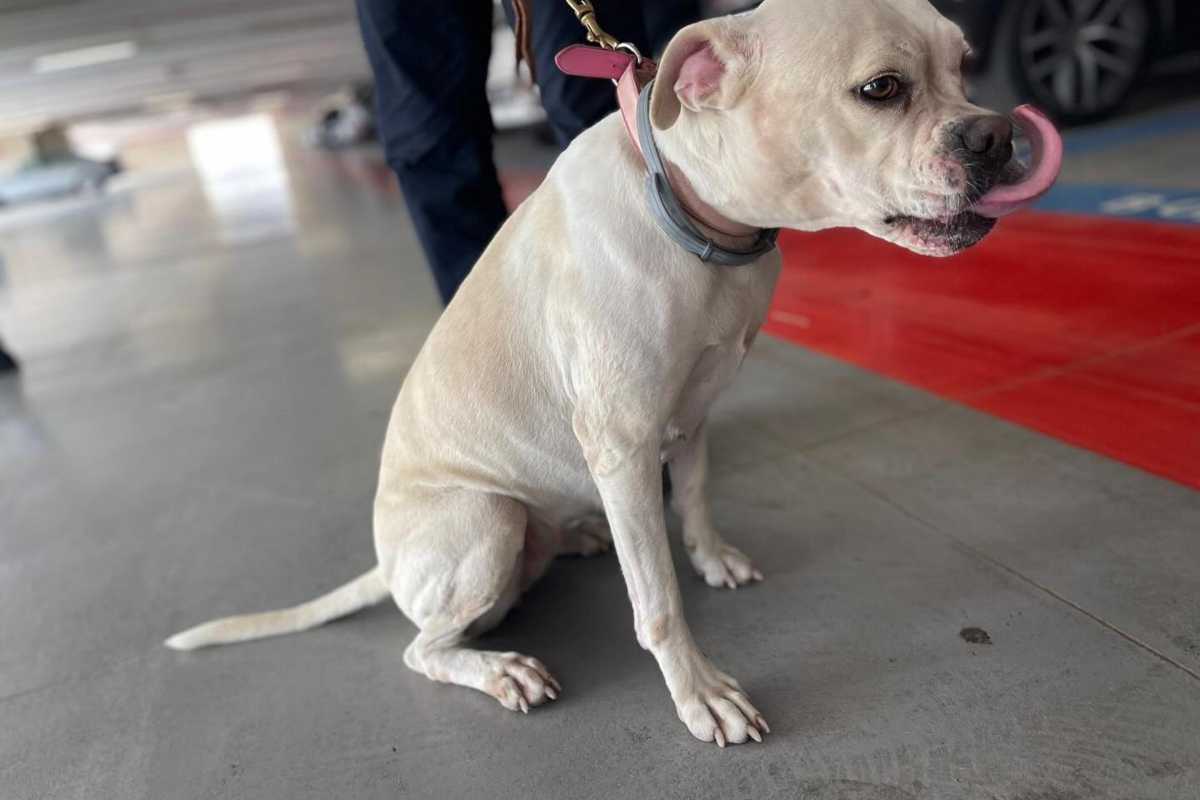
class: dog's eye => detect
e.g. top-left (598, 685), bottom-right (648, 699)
top-left (860, 75), bottom-right (902, 102)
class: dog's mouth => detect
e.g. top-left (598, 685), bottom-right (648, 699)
top-left (884, 211), bottom-right (997, 256)
top-left (884, 105), bottom-right (1063, 256)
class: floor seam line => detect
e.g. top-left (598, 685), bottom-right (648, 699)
top-left (958, 320), bottom-right (1200, 404)
top-left (0, 651), bottom-right (152, 709)
top-left (721, 406), bottom-right (949, 494)
top-left (741, 399), bottom-right (948, 458)
top-left (824, 465), bottom-right (1200, 685)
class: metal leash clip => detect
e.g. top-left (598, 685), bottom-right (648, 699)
top-left (564, 0), bottom-right (620, 51)
top-left (564, 0), bottom-right (644, 85)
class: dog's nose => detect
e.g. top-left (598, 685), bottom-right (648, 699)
top-left (959, 115), bottom-right (1014, 165)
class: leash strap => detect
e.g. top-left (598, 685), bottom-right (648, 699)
top-left (635, 80), bottom-right (779, 266)
top-left (513, 0), bottom-right (537, 82)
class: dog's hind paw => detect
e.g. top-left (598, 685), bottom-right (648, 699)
top-left (560, 515), bottom-right (612, 557)
top-left (689, 542), bottom-right (763, 590)
top-left (486, 653), bottom-right (562, 713)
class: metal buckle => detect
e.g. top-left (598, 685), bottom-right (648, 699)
top-left (615, 42), bottom-right (643, 64)
top-left (609, 42), bottom-right (644, 86)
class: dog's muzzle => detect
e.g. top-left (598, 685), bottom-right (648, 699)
top-left (952, 114), bottom-right (1016, 187)
top-left (965, 105), bottom-right (1064, 218)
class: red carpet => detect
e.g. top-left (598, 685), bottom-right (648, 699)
top-left (765, 214), bottom-right (1200, 489)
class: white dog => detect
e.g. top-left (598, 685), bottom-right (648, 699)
top-left (168, 0), bottom-right (1060, 746)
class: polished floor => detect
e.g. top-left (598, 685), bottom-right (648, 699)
top-left (2, 109), bottom-right (1199, 799)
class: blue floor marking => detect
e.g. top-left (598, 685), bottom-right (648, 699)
top-left (1029, 101), bottom-right (1200, 223)
top-left (1036, 184), bottom-right (1200, 224)
top-left (1062, 106), bottom-right (1200, 156)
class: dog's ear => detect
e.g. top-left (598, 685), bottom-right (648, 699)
top-left (650, 19), bottom-right (758, 131)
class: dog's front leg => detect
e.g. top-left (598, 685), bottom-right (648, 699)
top-left (669, 420), bottom-right (763, 589)
top-left (579, 429), bottom-right (767, 746)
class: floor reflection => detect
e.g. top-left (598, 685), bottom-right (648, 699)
top-left (186, 114), bottom-right (296, 246)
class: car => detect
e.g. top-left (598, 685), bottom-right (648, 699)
top-left (932, 0), bottom-right (1200, 123)
top-left (0, 155), bottom-right (121, 207)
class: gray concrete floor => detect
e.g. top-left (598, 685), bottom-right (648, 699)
top-left (2, 113), bottom-right (1199, 800)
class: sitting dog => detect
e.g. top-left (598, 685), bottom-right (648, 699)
top-left (168, 0), bottom-right (1061, 746)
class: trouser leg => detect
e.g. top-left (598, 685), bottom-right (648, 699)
top-left (356, 0), bottom-right (506, 303)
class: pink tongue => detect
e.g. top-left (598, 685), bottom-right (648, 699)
top-left (970, 105), bottom-right (1064, 219)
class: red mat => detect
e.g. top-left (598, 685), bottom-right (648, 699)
top-left (765, 213), bottom-right (1200, 490)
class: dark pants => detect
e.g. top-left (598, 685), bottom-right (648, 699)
top-left (356, 0), bottom-right (652, 304)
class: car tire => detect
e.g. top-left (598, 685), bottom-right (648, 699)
top-left (1004, 0), bottom-right (1153, 124)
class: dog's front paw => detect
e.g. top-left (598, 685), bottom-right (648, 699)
top-left (673, 666), bottom-right (769, 748)
top-left (688, 542), bottom-right (763, 589)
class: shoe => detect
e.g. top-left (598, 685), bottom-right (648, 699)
top-left (0, 345), bottom-right (18, 373)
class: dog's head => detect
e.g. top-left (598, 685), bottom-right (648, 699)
top-left (650, 0), bottom-right (1062, 256)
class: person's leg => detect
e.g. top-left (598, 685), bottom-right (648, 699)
top-left (356, 0), bottom-right (507, 304)
top-left (393, 132), bottom-right (509, 304)
top-left (642, 0), bottom-right (701, 58)
top-left (519, 0), bottom-right (651, 146)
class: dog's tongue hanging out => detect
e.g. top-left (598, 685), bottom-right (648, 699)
top-left (970, 106), bottom-right (1064, 219)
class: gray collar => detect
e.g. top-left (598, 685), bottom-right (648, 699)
top-left (635, 80), bottom-right (779, 267)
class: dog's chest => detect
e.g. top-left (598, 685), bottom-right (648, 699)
top-left (661, 326), bottom-right (756, 460)
top-left (657, 255), bottom-right (778, 460)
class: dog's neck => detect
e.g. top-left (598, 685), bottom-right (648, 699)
top-left (556, 44), bottom-right (779, 258)
top-left (656, 156), bottom-right (766, 253)
top-left (613, 72), bottom-right (775, 260)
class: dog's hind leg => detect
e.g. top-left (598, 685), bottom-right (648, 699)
top-left (668, 421), bottom-right (762, 589)
top-left (381, 488), bottom-right (562, 712)
top-left (403, 627), bottom-right (562, 712)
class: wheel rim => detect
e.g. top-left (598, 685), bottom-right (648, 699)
top-left (1018, 0), bottom-right (1149, 116)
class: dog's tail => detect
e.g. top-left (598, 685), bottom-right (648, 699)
top-left (164, 567), bottom-right (389, 651)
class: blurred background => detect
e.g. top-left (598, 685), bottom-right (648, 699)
top-left (1, 0), bottom-right (1198, 227)
top-left (2, 1), bottom-right (1199, 798)
top-left (1, 0), bottom-right (1197, 238)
